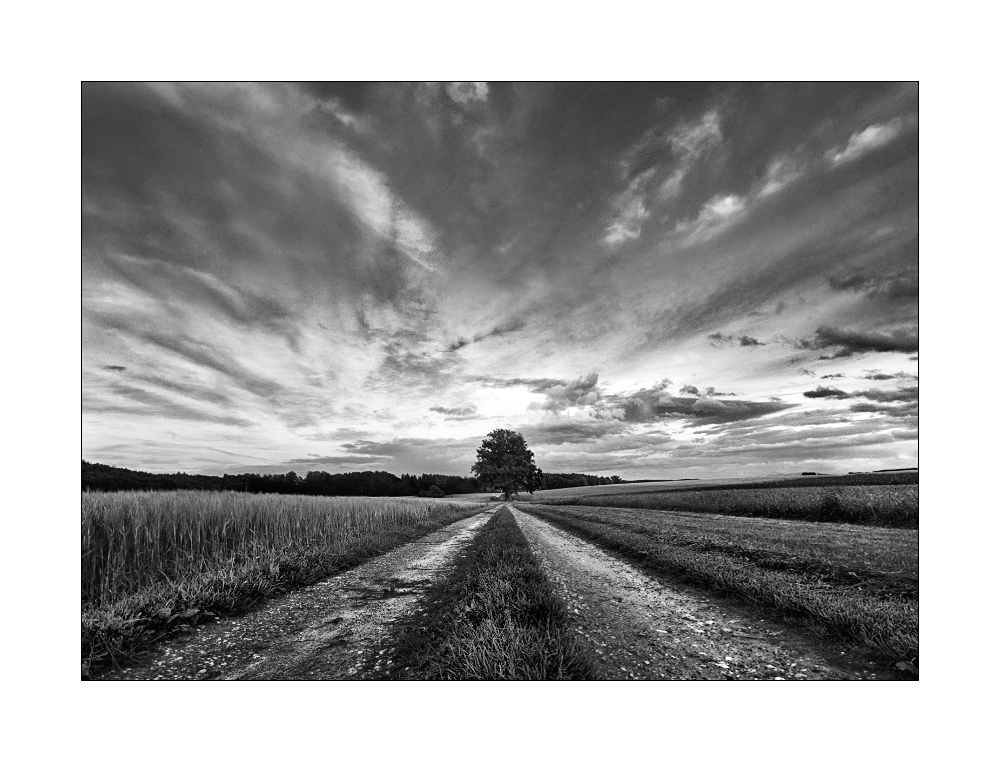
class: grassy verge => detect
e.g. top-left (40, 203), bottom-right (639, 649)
top-left (381, 507), bottom-right (595, 680)
top-left (536, 485), bottom-right (918, 528)
top-left (82, 491), bottom-right (484, 676)
top-left (519, 504), bottom-right (918, 667)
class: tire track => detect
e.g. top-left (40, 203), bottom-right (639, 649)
top-left (100, 508), bottom-right (496, 680)
top-left (512, 505), bottom-right (884, 680)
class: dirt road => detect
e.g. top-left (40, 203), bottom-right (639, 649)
top-left (100, 508), bottom-right (495, 680)
top-left (511, 505), bottom-right (885, 680)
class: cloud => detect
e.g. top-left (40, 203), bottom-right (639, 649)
top-left (83, 84), bottom-right (917, 478)
top-left (803, 386), bottom-right (852, 399)
top-left (854, 386), bottom-right (918, 403)
top-left (85, 382), bottom-right (257, 429)
top-left (445, 82), bottom-right (489, 107)
top-left (863, 370), bottom-right (916, 381)
top-left (605, 381), bottom-right (793, 425)
top-left (708, 332), bottom-right (766, 347)
top-left (605, 110), bottom-right (724, 247)
top-left (91, 312), bottom-right (286, 399)
top-left (850, 401), bottom-right (919, 419)
top-left (445, 316), bottom-right (526, 352)
top-left (531, 373), bottom-right (602, 412)
top-left (675, 194), bottom-right (747, 243)
top-left (826, 118), bottom-right (906, 166)
top-left (621, 109), bottom-right (722, 177)
top-left (430, 405), bottom-right (478, 419)
top-left (473, 375), bottom-right (566, 392)
top-left (799, 325), bottom-right (919, 357)
top-left (604, 169), bottom-right (654, 246)
top-left (829, 262), bottom-right (918, 301)
top-left (821, 373), bottom-right (845, 379)
top-left (804, 385), bottom-right (918, 403)
top-left (521, 418), bottom-right (629, 445)
top-left (377, 339), bottom-right (460, 393)
top-left (758, 156), bottom-right (805, 197)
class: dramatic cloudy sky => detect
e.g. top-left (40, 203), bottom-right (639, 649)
top-left (82, 82), bottom-right (918, 479)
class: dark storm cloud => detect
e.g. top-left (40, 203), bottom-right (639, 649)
top-left (803, 386), bottom-right (852, 399)
top-left (707, 332), bottom-right (765, 347)
top-left (804, 385), bottom-right (918, 403)
top-left (863, 370), bottom-right (916, 381)
top-left (102, 365), bottom-right (127, 372)
top-left (855, 386), bottom-right (919, 403)
top-left (605, 381), bottom-right (794, 425)
top-left (850, 401), bottom-right (919, 419)
top-left (799, 325), bottom-right (919, 357)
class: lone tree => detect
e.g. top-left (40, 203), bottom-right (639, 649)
top-left (471, 428), bottom-right (542, 500)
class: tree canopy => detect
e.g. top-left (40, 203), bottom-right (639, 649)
top-left (470, 429), bottom-right (542, 499)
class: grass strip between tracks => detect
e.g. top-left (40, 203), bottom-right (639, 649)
top-left (83, 500), bottom-right (485, 677)
top-left (382, 506), bottom-right (596, 680)
top-left (519, 504), bottom-right (918, 667)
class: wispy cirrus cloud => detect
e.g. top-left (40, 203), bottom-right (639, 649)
top-left (604, 110), bottom-right (723, 247)
top-left (826, 118), bottom-right (909, 166)
top-left (675, 193), bottom-right (747, 244)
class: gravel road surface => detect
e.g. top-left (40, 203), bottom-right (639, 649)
top-left (100, 508), bottom-right (494, 680)
top-left (512, 505), bottom-right (886, 680)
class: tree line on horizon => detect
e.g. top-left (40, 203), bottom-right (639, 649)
top-left (81, 461), bottom-right (623, 497)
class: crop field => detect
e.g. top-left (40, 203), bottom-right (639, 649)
top-left (82, 490), bottom-right (484, 670)
top-left (518, 503), bottom-right (918, 665)
top-left (83, 479), bottom-right (920, 680)
top-left (534, 484), bottom-right (918, 528)
top-left (528, 469), bottom-right (917, 500)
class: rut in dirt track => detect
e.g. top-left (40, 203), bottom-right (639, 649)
top-left (101, 508), bottom-right (496, 680)
top-left (511, 505), bottom-right (887, 680)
